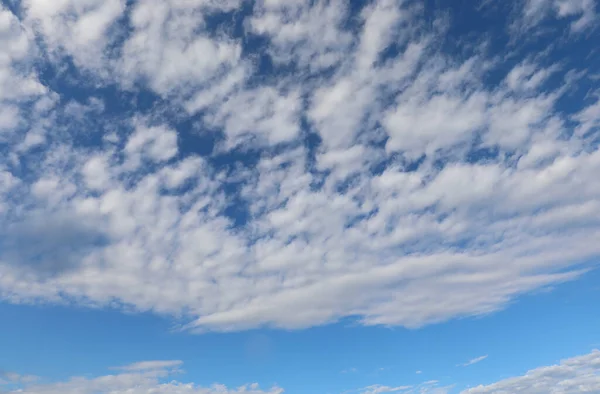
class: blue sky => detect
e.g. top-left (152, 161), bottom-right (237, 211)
top-left (1, 0), bottom-right (600, 393)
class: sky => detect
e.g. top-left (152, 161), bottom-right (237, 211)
top-left (0, 0), bottom-right (599, 393)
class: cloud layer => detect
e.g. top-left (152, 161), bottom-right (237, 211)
top-left (0, 0), bottom-right (599, 332)
top-left (4, 350), bottom-right (598, 393)
top-left (355, 350), bottom-right (600, 393)
top-left (1, 360), bottom-right (282, 394)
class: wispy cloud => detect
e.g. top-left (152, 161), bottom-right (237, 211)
top-left (458, 355), bottom-right (488, 367)
top-left (113, 360), bottom-right (183, 372)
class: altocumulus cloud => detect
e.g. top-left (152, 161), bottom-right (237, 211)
top-left (0, 0), bottom-right (599, 334)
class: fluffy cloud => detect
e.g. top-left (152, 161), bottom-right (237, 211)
top-left (23, 0), bottom-right (126, 70)
top-left (118, 0), bottom-right (243, 95)
top-left (0, 0), bottom-right (599, 333)
top-left (248, 0), bottom-right (354, 71)
top-left (0, 4), bottom-right (47, 132)
top-left (1, 361), bottom-right (282, 394)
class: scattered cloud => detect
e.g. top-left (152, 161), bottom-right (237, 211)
top-left (0, 0), bottom-right (599, 334)
top-left (517, 0), bottom-right (597, 33)
top-left (463, 349), bottom-right (600, 393)
top-left (357, 381), bottom-right (452, 394)
top-left (352, 349), bottom-right (600, 394)
top-left (2, 361), bottom-right (281, 394)
top-left (360, 384), bottom-right (413, 394)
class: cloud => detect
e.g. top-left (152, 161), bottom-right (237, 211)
top-left (361, 385), bottom-right (412, 394)
top-left (463, 349), bottom-right (600, 393)
top-left (18, 351), bottom-right (583, 394)
top-left (0, 210), bottom-right (110, 279)
top-left (22, 0), bottom-right (126, 73)
top-left (0, 0), bottom-right (599, 333)
top-left (358, 381), bottom-right (451, 394)
top-left (115, 360), bottom-right (183, 372)
top-left (0, 371), bottom-right (39, 385)
top-left (248, 0), bottom-right (354, 71)
top-left (459, 355), bottom-right (489, 367)
top-left (353, 350), bottom-right (600, 394)
top-left (0, 4), bottom-right (48, 136)
top-left (117, 0), bottom-right (243, 95)
top-left (518, 0), bottom-right (597, 33)
top-left (3, 361), bottom-right (282, 394)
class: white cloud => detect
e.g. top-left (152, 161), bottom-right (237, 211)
top-left (115, 360), bottom-right (183, 372)
top-left (23, 0), bottom-right (126, 71)
top-left (123, 120), bottom-right (179, 170)
top-left (81, 155), bottom-right (112, 191)
top-left (358, 381), bottom-right (452, 394)
top-left (4, 360), bottom-right (282, 394)
top-left (203, 86), bottom-right (302, 147)
top-left (356, 350), bottom-right (600, 394)
top-left (0, 104), bottom-right (19, 131)
top-left (361, 385), bottom-right (412, 394)
top-left (574, 94), bottom-right (600, 138)
top-left (463, 349), bottom-right (600, 393)
top-left (519, 0), bottom-right (597, 32)
top-left (249, 0), bottom-right (353, 71)
top-left (0, 0), bottom-right (599, 334)
top-left (459, 355), bottom-right (488, 367)
top-left (118, 0), bottom-right (243, 95)
top-left (0, 3), bottom-right (48, 138)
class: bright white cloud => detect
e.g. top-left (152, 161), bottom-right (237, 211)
top-left (0, 0), bottom-right (599, 334)
top-left (118, 0), bottom-right (243, 95)
top-left (124, 120), bottom-right (179, 170)
top-left (249, 0), bottom-right (353, 71)
top-left (23, 0), bottom-right (126, 71)
top-left (0, 4), bottom-right (47, 135)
